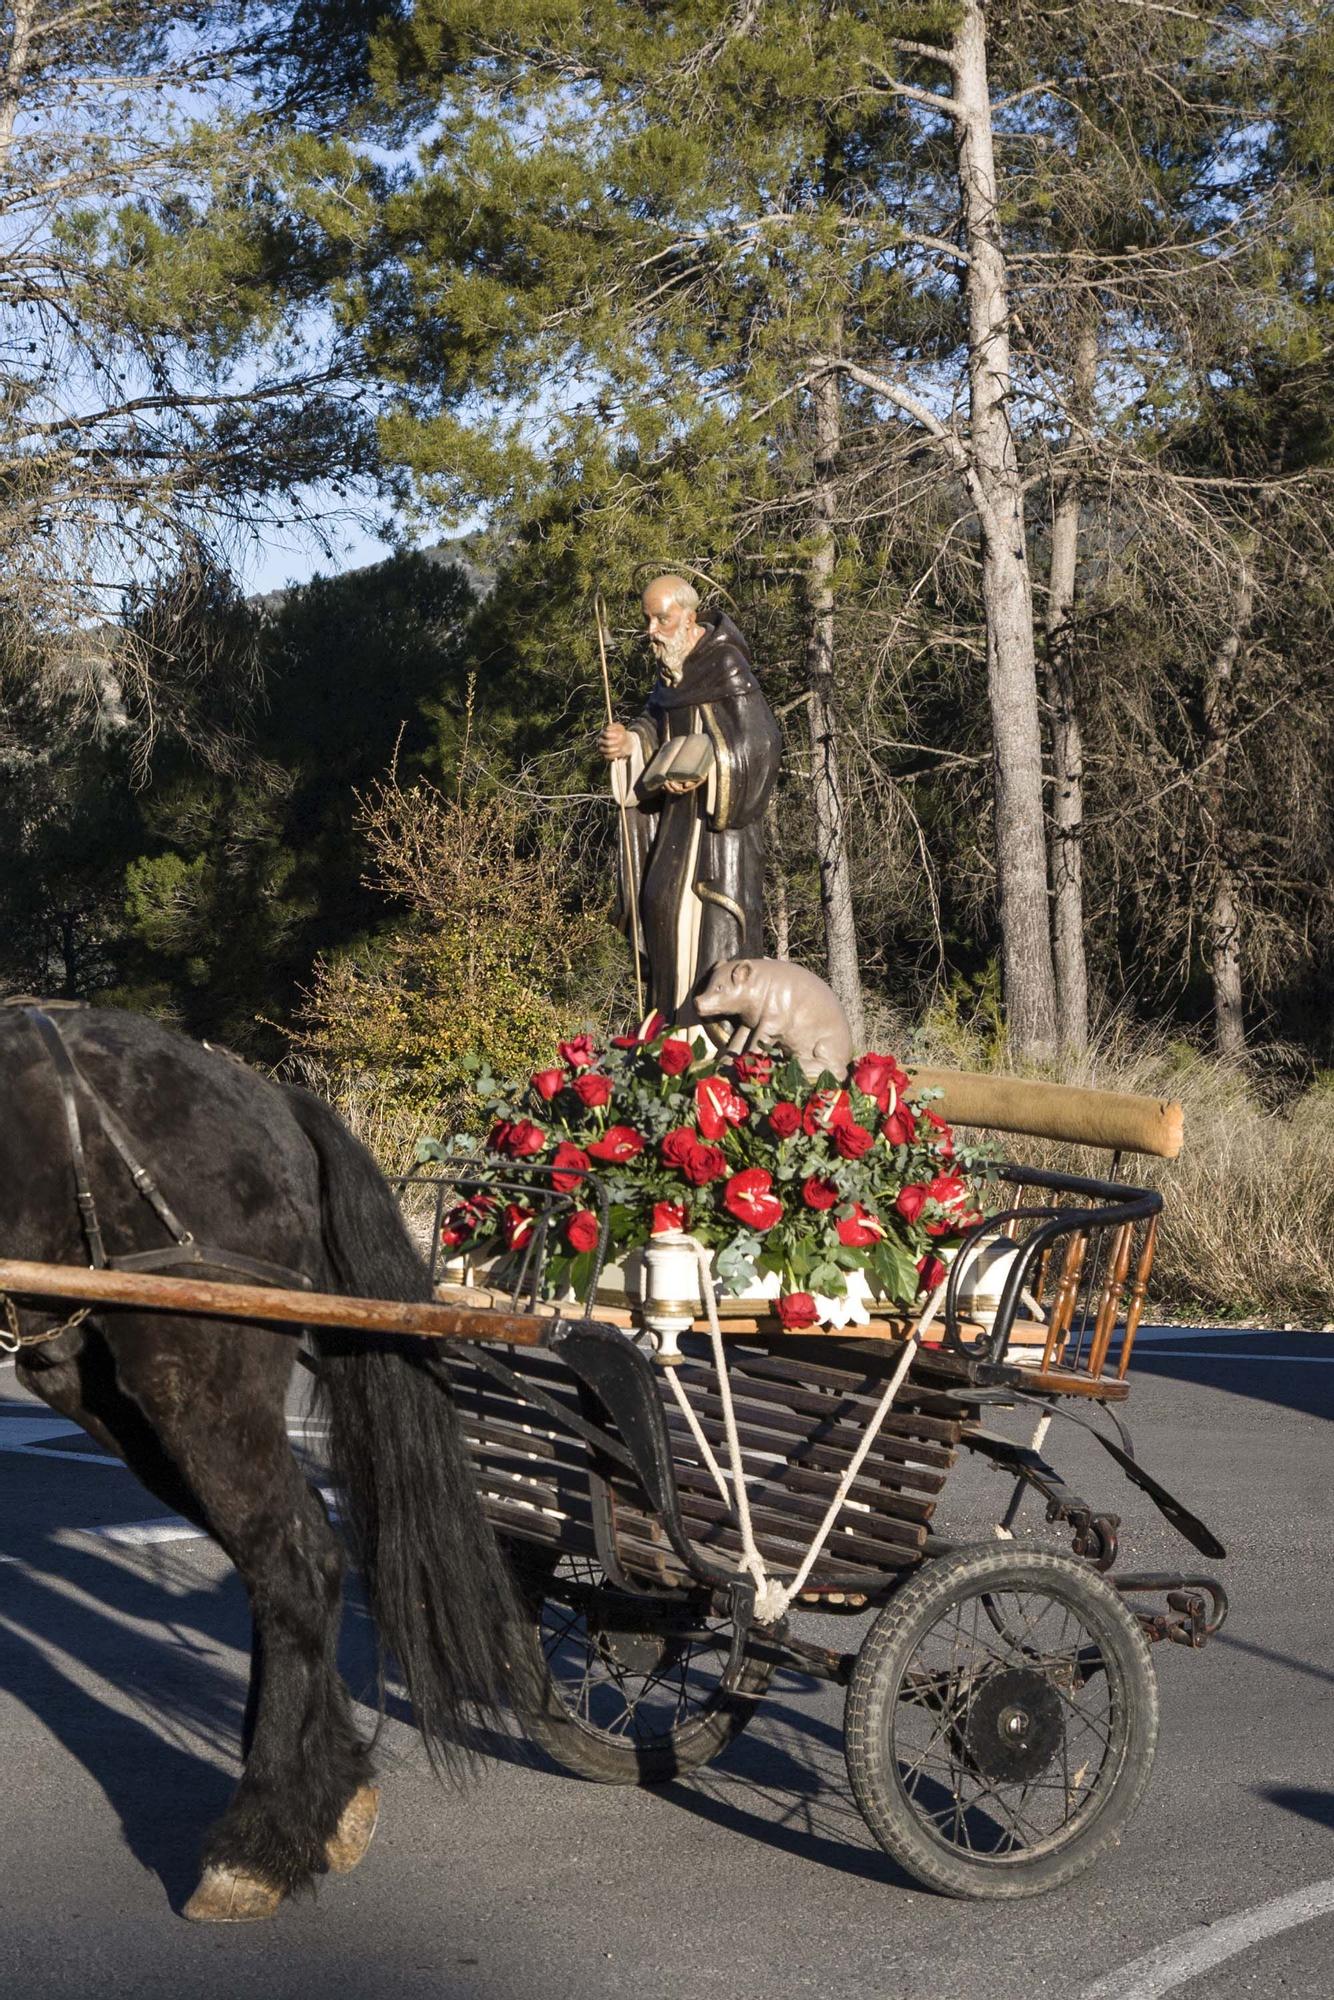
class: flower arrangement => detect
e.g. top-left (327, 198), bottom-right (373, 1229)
top-left (420, 1025), bottom-right (995, 1330)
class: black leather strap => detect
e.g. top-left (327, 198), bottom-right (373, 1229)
top-left (24, 1006), bottom-right (107, 1268)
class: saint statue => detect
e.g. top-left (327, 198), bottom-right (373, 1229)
top-left (599, 575), bottom-right (783, 1024)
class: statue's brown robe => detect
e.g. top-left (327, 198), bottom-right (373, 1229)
top-left (613, 616), bottom-right (782, 1024)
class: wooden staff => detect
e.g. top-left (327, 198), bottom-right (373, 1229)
top-left (595, 591), bottom-right (646, 1024)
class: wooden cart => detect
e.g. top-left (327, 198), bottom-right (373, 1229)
top-left (0, 1072), bottom-right (1227, 1900)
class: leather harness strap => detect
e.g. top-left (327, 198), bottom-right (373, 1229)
top-left (24, 1006), bottom-right (109, 1269)
top-left (12, 1004), bottom-right (313, 1302)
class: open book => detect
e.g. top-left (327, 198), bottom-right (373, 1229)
top-left (639, 731), bottom-right (714, 795)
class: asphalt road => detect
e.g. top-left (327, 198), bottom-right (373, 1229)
top-left (2, 1326), bottom-right (1331, 2000)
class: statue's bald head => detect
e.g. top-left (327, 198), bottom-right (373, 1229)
top-left (642, 574), bottom-right (699, 619)
top-left (642, 574), bottom-right (703, 682)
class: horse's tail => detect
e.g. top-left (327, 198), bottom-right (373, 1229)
top-left (283, 1082), bottom-right (519, 1771)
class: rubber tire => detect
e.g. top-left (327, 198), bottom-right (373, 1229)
top-left (845, 1545), bottom-right (1159, 1899)
top-left (509, 1547), bottom-right (772, 1785)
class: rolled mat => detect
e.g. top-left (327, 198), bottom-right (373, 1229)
top-left (907, 1067), bottom-right (1184, 1160)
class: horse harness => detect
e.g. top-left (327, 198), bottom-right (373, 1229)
top-left (1, 1001), bottom-right (312, 1353)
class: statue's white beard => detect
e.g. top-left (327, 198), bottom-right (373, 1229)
top-left (653, 625), bottom-right (695, 682)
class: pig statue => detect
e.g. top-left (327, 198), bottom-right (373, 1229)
top-left (694, 957), bottom-right (852, 1083)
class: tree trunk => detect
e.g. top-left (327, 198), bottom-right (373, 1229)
top-left (804, 364), bottom-right (866, 1048)
top-left (764, 792), bottom-right (790, 962)
top-left (952, 0), bottom-right (1057, 1058)
top-left (1046, 318), bottom-right (1098, 1054)
top-left (0, 0), bottom-right (36, 167)
top-left (1202, 566), bottom-right (1254, 1057)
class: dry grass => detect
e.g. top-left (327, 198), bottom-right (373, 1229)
top-left (900, 1011), bottom-right (1334, 1324)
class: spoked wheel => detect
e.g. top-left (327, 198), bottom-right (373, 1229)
top-left (508, 1547), bottom-right (772, 1784)
top-left (845, 1546), bottom-right (1158, 1898)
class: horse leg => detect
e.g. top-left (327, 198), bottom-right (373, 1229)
top-left (90, 1321), bottom-right (377, 1920)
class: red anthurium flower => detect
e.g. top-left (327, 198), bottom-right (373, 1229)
top-left (660, 1127), bottom-right (701, 1172)
top-left (895, 1183), bottom-right (929, 1223)
top-left (658, 1037), bottom-right (694, 1075)
top-left (923, 1107), bottom-right (954, 1158)
top-left (733, 1052), bottom-right (772, 1084)
top-left (777, 1291), bottom-right (819, 1330)
top-left (573, 1071), bottom-right (613, 1108)
top-left (836, 1203), bottom-right (883, 1248)
top-left (505, 1119), bottom-right (546, 1159)
top-left (917, 1253), bottom-right (947, 1294)
top-left (610, 1034), bottom-right (639, 1049)
top-left (565, 1209), bottom-right (600, 1253)
top-left (531, 1068), bottom-right (565, 1102)
top-left (801, 1175), bottom-right (839, 1211)
top-left (504, 1203), bottom-right (535, 1250)
top-left (638, 1011), bottom-right (666, 1042)
top-left (558, 1034), bottom-right (598, 1071)
top-left (683, 1142), bottom-right (727, 1187)
top-left (882, 1104), bottom-right (917, 1148)
top-left (768, 1101), bottom-right (801, 1139)
top-left (723, 1168), bottom-right (783, 1230)
top-left (440, 1193), bottom-right (495, 1248)
top-left (927, 1173), bottom-right (967, 1209)
top-left (695, 1075), bottom-right (748, 1141)
top-left (851, 1053), bottom-right (900, 1109)
top-left (550, 1140), bottom-right (590, 1192)
top-left (835, 1119), bottom-right (874, 1161)
top-left (587, 1124), bottom-right (644, 1163)
top-left (651, 1200), bottom-right (686, 1236)
top-left (802, 1087), bottom-right (853, 1136)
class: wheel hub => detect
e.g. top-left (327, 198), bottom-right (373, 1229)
top-left (964, 1667), bottom-right (1064, 1784)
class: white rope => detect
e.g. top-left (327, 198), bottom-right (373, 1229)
top-left (672, 1241), bottom-right (950, 1627)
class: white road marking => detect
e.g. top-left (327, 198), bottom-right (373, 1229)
top-left (83, 1519), bottom-right (206, 1546)
top-left (1080, 1878), bottom-right (1334, 1999)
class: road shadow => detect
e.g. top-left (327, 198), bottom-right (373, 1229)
top-left (1129, 1331), bottom-right (1334, 1427)
top-left (1256, 1785), bottom-right (1334, 1831)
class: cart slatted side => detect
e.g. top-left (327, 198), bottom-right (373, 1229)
top-left (434, 1337), bottom-right (964, 1595)
top-left (610, 1341), bottom-right (962, 1590)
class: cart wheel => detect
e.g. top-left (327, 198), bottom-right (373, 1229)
top-left (508, 1547), bottom-right (772, 1785)
top-left (845, 1545), bottom-right (1158, 1899)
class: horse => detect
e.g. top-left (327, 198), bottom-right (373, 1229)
top-left (0, 1000), bottom-right (519, 1921)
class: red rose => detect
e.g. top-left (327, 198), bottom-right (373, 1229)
top-left (836, 1202), bottom-right (883, 1248)
top-left (573, 1071), bottom-right (613, 1108)
top-left (550, 1140), bottom-right (590, 1193)
top-left (802, 1087), bottom-right (853, 1137)
top-left (586, 1124), bottom-right (644, 1163)
top-left (777, 1291), bottom-right (819, 1330)
top-left (695, 1075), bottom-right (748, 1141)
top-left (895, 1183), bottom-right (929, 1223)
top-left (802, 1175), bottom-right (839, 1211)
top-left (651, 1200), bottom-right (686, 1236)
top-left (439, 1194), bottom-right (494, 1248)
top-left (927, 1173), bottom-right (966, 1209)
top-left (658, 1037), bottom-right (694, 1075)
top-left (661, 1127), bottom-right (700, 1172)
top-left (723, 1167), bottom-right (783, 1230)
top-left (506, 1119), bottom-right (546, 1159)
top-left (768, 1101), bottom-right (801, 1139)
top-left (558, 1034), bottom-right (598, 1070)
top-left (683, 1142), bottom-right (727, 1187)
top-left (531, 1068), bottom-right (565, 1102)
top-left (504, 1203), bottom-right (535, 1250)
top-left (487, 1116), bottom-right (513, 1155)
top-left (835, 1119), bottom-right (874, 1161)
top-left (924, 1107), bottom-right (954, 1159)
top-left (917, 1252), bottom-right (947, 1294)
top-left (882, 1104), bottom-right (917, 1148)
top-left (565, 1208), bottom-right (600, 1253)
top-left (733, 1052), bottom-right (773, 1084)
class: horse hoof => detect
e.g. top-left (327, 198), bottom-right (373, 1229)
top-left (325, 1783), bottom-right (381, 1874)
top-left (183, 1866), bottom-right (286, 1923)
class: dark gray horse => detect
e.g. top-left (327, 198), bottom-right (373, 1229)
top-left (1, 1003), bottom-right (515, 1920)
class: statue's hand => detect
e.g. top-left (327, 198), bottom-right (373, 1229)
top-left (664, 774), bottom-right (706, 794)
top-left (599, 722), bottom-right (632, 760)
